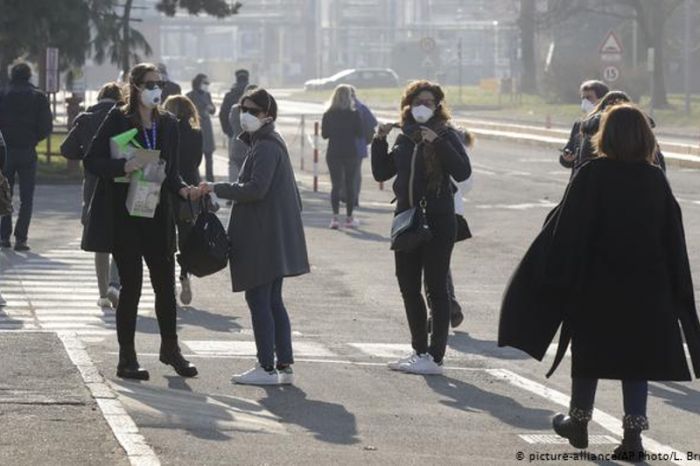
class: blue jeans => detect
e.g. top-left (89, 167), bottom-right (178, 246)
top-left (571, 378), bottom-right (648, 417)
top-left (1, 147), bottom-right (37, 243)
top-left (244, 277), bottom-right (294, 369)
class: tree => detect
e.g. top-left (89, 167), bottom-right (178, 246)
top-left (517, 0), bottom-right (537, 93)
top-left (91, 0), bottom-right (242, 74)
top-left (0, 0), bottom-right (91, 86)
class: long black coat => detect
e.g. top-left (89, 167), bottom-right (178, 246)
top-left (499, 157), bottom-right (700, 381)
top-left (81, 108), bottom-right (187, 254)
top-left (213, 123), bottom-right (310, 292)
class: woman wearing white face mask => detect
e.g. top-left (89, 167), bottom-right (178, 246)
top-left (83, 63), bottom-right (201, 381)
top-left (186, 73), bottom-right (216, 182)
top-left (200, 88), bottom-right (309, 386)
top-left (372, 80), bottom-right (471, 375)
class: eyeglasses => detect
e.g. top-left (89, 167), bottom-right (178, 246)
top-left (141, 80), bottom-right (165, 90)
top-left (241, 106), bottom-right (263, 116)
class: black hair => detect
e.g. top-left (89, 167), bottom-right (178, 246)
top-left (10, 63), bottom-right (31, 82)
top-left (580, 80), bottom-right (610, 100)
top-left (192, 73), bottom-right (208, 90)
top-left (241, 88), bottom-right (277, 121)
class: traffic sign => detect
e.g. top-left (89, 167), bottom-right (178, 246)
top-left (420, 37), bottom-right (436, 53)
top-left (603, 65), bottom-right (621, 83)
top-left (600, 31), bottom-right (623, 56)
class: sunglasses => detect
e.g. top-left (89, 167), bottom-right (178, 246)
top-left (241, 106), bottom-right (263, 116)
top-left (141, 80), bottom-right (165, 90)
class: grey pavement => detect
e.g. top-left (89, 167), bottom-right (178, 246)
top-left (2, 113), bottom-right (700, 464)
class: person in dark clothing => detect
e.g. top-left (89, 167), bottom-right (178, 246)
top-left (0, 62), bottom-right (53, 251)
top-left (560, 80), bottom-right (608, 169)
top-left (219, 69), bottom-right (250, 140)
top-left (322, 84), bottom-right (364, 229)
top-left (201, 88), bottom-right (309, 386)
top-left (499, 104), bottom-right (700, 461)
top-left (186, 74), bottom-right (216, 182)
top-left (0, 130), bottom-right (5, 306)
top-left (60, 82), bottom-right (123, 309)
top-left (82, 63), bottom-right (201, 381)
top-left (227, 83), bottom-right (258, 185)
top-left (163, 94), bottom-right (203, 306)
top-left (372, 80), bottom-right (471, 375)
top-left (157, 63), bottom-right (181, 102)
top-left (346, 87), bottom-right (377, 208)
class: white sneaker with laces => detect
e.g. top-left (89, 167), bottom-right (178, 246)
top-left (344, 217), bottom-right (360, 229)
top-left (97, 297), bottom-right (112, 308)
top-left (398, 353), bottom-right (443, 375)
top-left (106, 286), bottom-right (120, 309)
top-left (277, 366), bottom-right (295, 385)
top-left (387, 351), bottom-right (417, 371)
top-left (232, 365), bottom-right (280, 385)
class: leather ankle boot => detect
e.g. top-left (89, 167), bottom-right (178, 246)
top-left (552, 409), bottom-right (590, 449)
top-left (117, 347), bottom-right (149, 380)
top-left (159, 337), bottom-right (198, 377)
top-left (612, 416), bottom-right (647, 462)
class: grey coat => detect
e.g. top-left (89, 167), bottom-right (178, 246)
top-left (186, 89), bottom-right (216, 153)
top-left (227, 103), bottom-right (248, 168)
top-left (213, 123), bottom-right (309, 292)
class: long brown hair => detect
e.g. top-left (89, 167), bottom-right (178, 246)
top-left (121, 62), bottom-right (161, 127)
top-left (399, 80), bottom-right (451, 125)
top-left (163, 95), bottom-right (200, 129)
top-left (593, 104), bottom-right (656, 164)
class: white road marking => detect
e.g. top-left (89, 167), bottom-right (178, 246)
top-left (519, 433), bottom-right (618, 445)
top-left (184, 340), bottom-right (337, 358)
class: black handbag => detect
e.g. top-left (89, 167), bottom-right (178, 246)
top-left (176, 198), bottom-right (230, 277)
top-left (455, 214), bottom-right (472, 242)
top-left (390, 198), bottom-right (432, 251)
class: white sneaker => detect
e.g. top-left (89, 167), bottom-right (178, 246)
top-left (232, 365), bottom-right (281, 385)
top-left (106, 286), bottom-right (120, 309)
top-left (329, 217), bottom-right (340, 230)
top-left (180, 277), bottom-right (192, 305)
top-left (0, 292), bottom-right (6, 307)
top-left (97, 297), bottom-right (112, 308)
top-left (387, 351), bottom-right (417, 371)
top-left (398, 353), bottom-right (443, 375)
top-left (344, 217), bottom-right (360, 229)
top-left (277, 366), bottom-right (295, 385)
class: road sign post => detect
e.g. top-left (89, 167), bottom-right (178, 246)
top-left (599, 31), bottom-right (623, 86)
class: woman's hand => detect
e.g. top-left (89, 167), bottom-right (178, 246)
top-left (376, 122), bottom-right (396, 139)
top-left (124, 158), bottom-right (142, 174)
top-left (420, 126), bottom-right (439, 143)
top-left (178, 186), bottom-right (203, 201)
top-left (199, 181), bottom-right (214, 195)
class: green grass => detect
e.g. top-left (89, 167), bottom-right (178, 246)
top-left (34, 132), bottom-right (83, 184)
top-left (289, 87), bottom-right (700, 130)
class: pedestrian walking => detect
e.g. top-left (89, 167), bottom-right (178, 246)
top-left (0, 62), bottom-right (53, 251)
top-left (186, 74), bottom-right (216, 182)
top-left (499, 104), bottom-right (700, 461)
top-left (0, 129), bottom-right (7, 307)
top-left (322, 84), bottom-right (363, 229)
top-left (559, 80), bottom-right (608, 170)
top-left (82, 63), bottom-right (201, 381)
top-left (227, 84), bottom-right (258, 183)
top-left (157, 63), bottom-right (182, 102)
top-left (163, 95), bottom-right (203, 306)
top-left (200, 88), bottom-right (309, 386)
top-left (347, 87), bottom-right (377, 208)
top-left (60, 82), bottom-right (123, 309)
top-left (371, 80), bottom-right (471, 375)
top-left (219, 69), bottom-right (249, 144)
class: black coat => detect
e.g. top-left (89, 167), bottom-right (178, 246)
top-left (559, 120), bottom-right (581, 169)
top-left (220, 83), bottom-right (247, 137)
top-left (371, 121), bottom-right (471, 215)
top-left (60, 99), bottom-right (118, 226)
top-left (0, 81), bottom-right (53, 148)
top-left (177, 122), bottom-right (203, 186)
top-left (213, 123), bottom-right (310, 292)
top-left (81, 108), bottom-right (187, 254)
top-left (321, 108), bottom-right (363, 159)
top-left (499, 158), bottom-right (700, 381)
top-left (0, 129), bottom-right (5, 169)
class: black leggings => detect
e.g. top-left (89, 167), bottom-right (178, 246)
top-left (113, 213), bottom-right (178, 349)
top-left (327, 154), bottom-right (359, 217)
top-left (394, 212), bottom-right (455, 363)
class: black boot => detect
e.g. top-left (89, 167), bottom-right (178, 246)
top-left (612, 415), bottom-right (648, 462)
top-left (160, 337), bottom-right (198, 377)
top-left (117, 347), bottom-right (150, 380)
top-left (552, 407), bottom-right (591, 449)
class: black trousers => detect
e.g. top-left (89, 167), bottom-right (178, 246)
top-left (326, 154), bottom-right (359, 217)
top-left (394, 212), bottom-right (455, 363)
top-left (113, 208), bottom-right (178, 349)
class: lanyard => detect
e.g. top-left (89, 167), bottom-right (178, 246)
top-left (142, 120), bottom-right (157, 150)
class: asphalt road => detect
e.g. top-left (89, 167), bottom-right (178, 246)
top-left (2, 103), bottom-right (700, 465)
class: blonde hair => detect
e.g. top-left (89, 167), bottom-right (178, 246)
top-left (163, 95), bottom-right (200, 129)
top-left (327, 84), bottom-right (356, 111)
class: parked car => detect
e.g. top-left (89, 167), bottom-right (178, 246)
top-left (304, 68), bottom-right (399, 91)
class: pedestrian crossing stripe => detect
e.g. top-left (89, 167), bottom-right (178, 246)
top-left (184, 340), bottom-right (337, 358)
top-left (519, 434), bottom-right (618, 445)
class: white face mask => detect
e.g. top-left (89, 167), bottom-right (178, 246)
top-left (201, 84), bottom-right (210, 93)
top-left (140, 88), bottom-right (162, 108)
top-left (581, 98), bottom-right (595, 113)
top-left (240, 111), bottom-right (263, 133)
top-left (411, 105), bottom-right (434, 123)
